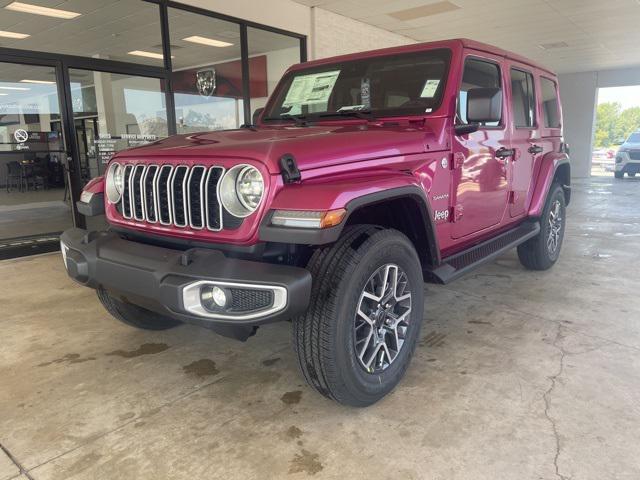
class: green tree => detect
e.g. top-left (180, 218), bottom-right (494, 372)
top-left (594, 102), bottom-right (640, 148)
top-left (594, 102), bottom-right (622, 148)
top-left (618, 107), bottom-right (640, 142)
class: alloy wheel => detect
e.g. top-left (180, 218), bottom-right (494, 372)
top-left (354, 264), bottom-right (412, 373)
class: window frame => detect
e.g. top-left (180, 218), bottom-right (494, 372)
top-left (539, 75), bottom-right (561, 129)
top-left (456, 54), bottom-right (505, 130)
top-left (509, 66), bottom-right (537, 130)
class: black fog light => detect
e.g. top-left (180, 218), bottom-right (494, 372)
top-left (200, 285), bottom-right (232, 312)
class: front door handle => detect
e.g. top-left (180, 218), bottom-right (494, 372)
top-left (495, 147), bottom-right (516, 159)
top-left (528, 144), bottom-right (543, 154)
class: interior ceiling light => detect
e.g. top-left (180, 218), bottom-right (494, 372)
top-left (183, 35), bottom-right (233, 47)
top-left (20, 79), bottom-right (55, 84)
top-left (127, 50), bottom-right (172, 60)
top-left (4, 2), bottom-right (81, 19)
top-left (0, 30), bottom-right (30, 39)
top-left (389, 1), bottom-right (460, 20)
top-left (539, 41), bottom-right (569, 50)
top-left (0, 86), bottom-right (30, 91)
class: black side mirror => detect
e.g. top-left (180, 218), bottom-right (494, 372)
top-left (467, 87), bottom-right (502, 124)
top-left (252, 107), bottom-right (264, 125)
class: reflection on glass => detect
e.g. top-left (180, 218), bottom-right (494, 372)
top-left (247, 27), bottom-right (301, 118)
top-left (169, 8), bottom-right (244, 133)
top-left (68, 70), bottom-right (168, 181)
top-left (0, 62), bottom-right (72, 241)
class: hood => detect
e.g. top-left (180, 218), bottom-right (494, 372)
top-left (115, 119), bottom-right (449, 174)
top-left (621, 142), bottom-right (640, 150)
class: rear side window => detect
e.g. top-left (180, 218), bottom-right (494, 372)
top-left (540, 77), bottom-right (560, 128)
top-left (510, 68), bottom-right (536, 127)
top-left (458, 58), bottom-right (502, 127)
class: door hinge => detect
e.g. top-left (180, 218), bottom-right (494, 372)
top-left (452, 204), bottom-right (464, 222)
top-left (508, 191), bottom-right (517, 204)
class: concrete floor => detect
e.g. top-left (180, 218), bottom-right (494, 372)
top-left (1, 176), bottom-right (639, 480)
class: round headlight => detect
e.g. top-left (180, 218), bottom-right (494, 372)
top-left (220, 165), bottom-right (264, 217)
top-left (106, 162), bottom-right (124, 204)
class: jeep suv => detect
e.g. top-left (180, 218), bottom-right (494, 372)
top-left (61, 39), bottom-right (570, 406)
top-left (615, 131), bottom-right (640, 178)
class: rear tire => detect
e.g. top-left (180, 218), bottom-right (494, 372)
top-left (628, 172), bottom-right (636, 177)
top-left (292, 225), bottom-right (424, 407)
top-left (517, 184), bottom-right (566, 270)
top-left (97, 288), bottom-right (182, 330)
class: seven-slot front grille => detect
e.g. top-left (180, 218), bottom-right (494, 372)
top-left (121, 164), bottom-right (225, 231)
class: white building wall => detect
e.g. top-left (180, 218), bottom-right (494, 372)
top-left (559, 66), bottom-right (640, 178)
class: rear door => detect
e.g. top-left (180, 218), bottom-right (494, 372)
top-left (507, 64), bottom-right (538, 217)
top-left (451, 53), bottom-right (510, 239)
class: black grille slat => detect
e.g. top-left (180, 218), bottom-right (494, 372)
top-left (157, 166), bottom-right (173, 224)
top-left (205, 167), bottom-right (224, 231)
top-left (187, 166), bottom-right (206, 229)
top-left (121, 165), bottom-right (133, 218)
top-left (132, 165), bottom-right (146, 220)
top-left (629, 151), bottom-right (640, 161)
top-left (171, 166), bottom-right (189, 227)
top-left (143, 165), bottom-right (158, 222)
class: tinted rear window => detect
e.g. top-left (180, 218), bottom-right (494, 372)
top-left (540, 77), bottom-right (560, 128)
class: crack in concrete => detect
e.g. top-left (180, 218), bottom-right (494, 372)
top-left (543, 324), bottom-right (569, 480)
top-left (0, 442), bottom-right (35, 480)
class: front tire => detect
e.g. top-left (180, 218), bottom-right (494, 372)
top-left (292, 225), bottom-right (424, 407)
top-left (517, 184), bottom-right (566, 270)
top-left (97, 288), bottom-right (182, 330)
top-left (614, 171), bottom-right (624, 179)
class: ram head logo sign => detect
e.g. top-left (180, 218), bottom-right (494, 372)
top-left (196, 68), bottom-right (216, 98)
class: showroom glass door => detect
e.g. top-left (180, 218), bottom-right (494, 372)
top-left (67, 69), bottom-right (169, 230)
top-left (0, 60), bottom-right (73, 248)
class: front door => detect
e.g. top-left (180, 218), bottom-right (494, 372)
top-left (451, 55), bottom-right (510, 239)
top-left (0, 60), bottom-right (74, 247)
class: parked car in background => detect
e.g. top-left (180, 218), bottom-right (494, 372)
top-left (61, 39), bottom-right (570, 406)
top-left (615, 131), bottom-right (640, 178)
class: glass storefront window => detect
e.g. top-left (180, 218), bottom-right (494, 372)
top-left (168, 8), bottom-right (244, 133)
top-left (0, 61), bottom-right (71, 241)
top-left (0, 0), bottom-right (164, 66)
top-left (246, 27), bottom-right (301, 119)
top-left (68, 70), bottom-right (168, 180)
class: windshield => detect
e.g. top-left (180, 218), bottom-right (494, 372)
top-left (627, 133), bottom-right (640, 143)
top-left (264, 49), bottom-right (451, 121)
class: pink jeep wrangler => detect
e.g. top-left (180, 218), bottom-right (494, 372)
top-left (62, 39), bottom-right (570, 406)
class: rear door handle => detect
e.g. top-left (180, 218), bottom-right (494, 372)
top-left (495, 147), bottom-right (515, 159)
top-left (528, 144), bottom-right (543, 154)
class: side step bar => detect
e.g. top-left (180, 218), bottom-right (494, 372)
top-left (425, 220), bottom-right (541, 284)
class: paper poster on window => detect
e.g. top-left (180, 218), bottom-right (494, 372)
top-left (420, 79), bottom-right (440, 98)
top-left (283, 70), bottom-right (341, 108)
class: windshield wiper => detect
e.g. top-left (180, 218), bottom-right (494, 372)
top-left (318, 110), bottom-right (376, 121)
top-left (262, 114), bottom-right (309, 127)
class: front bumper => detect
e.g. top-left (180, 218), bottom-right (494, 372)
top-left (60, 228), bottom-right (312, 328)
top-left (615, 152), bottom-right (640, 173)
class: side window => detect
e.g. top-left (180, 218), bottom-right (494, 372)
top-left (458, 58), bottom-right (502, 127)
top-left (510, 68), bottom-right (536, 128)
top-left (540, 77), bottom-right (560, 128)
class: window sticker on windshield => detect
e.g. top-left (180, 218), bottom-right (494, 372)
top-left (420, 79), bottom-right (440, 98)
top-left (283, 70), bottom-right (341, 108)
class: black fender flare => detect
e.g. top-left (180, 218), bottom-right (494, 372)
top-left (259, 186), bottom-right (441, 267)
